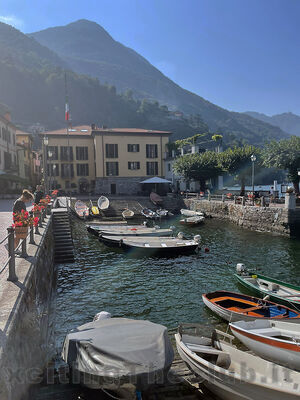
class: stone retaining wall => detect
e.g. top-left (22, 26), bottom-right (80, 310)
top-left (184, 199), bottom-right (299, 237)
top-left (0, 217), bottom-right (55, 400)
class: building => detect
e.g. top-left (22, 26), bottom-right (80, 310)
top-left (41, 125), bottom-right (171, 195)
top-left (0, 109), bottom-right (20, 192)
top-left (93, 127), bottom-right (171, 194)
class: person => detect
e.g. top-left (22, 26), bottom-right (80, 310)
top-left (13, 189), bottom-right (34, 250)
top-left (33, 185), bottom-right (44, 204)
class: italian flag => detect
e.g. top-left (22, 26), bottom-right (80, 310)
top-left (65, 102), bottom-right (70, 121)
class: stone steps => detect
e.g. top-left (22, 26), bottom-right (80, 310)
top-left (52, 207), bottom-right (75, 264)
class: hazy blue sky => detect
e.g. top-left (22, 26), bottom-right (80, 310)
top-left (1, 0), bottom-right (299, 115)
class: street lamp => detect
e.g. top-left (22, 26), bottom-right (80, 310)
top-left (251, 154), bottom-right (256, 205)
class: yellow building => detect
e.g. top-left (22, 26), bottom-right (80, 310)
top-left (93, 127), bottom-right (171, 194)
top-left (42, 125), bottom-right (171, 194)
top-left (42, 126), bottom-right (96, 193)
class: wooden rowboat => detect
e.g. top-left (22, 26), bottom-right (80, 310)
top-left (98, 227), bottom-right (173, 237)
top-left (230, 319), bottom-right (300, 371)
top-left (235, 265), bottom-right (300, 311)
top-left (202, 290), bottom-right (300, 322)
top-left (74, 200), bottom-right (89, 219)
top-left (97, 196), bottom-right (109, 210)
top-left (150, 192), bottom-right (163, 205)
top-left (176, 325), bottom-right (300, 400)
top-left (179, 216), bottom-right (205, 226)
top-left (122, 208), bottom-right (134, 219)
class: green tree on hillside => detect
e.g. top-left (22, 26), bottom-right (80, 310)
top-left (173, 151), bottom-right (222, 191)
top-left (262, 136), bottom-right (300, 193)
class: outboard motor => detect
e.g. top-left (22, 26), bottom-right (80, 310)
top-left (236, 263), bottom-right (247, 275)
top-left (93, 311), bottom-right (112, 321)
top-left (193, 234), bottom-right (201, 244)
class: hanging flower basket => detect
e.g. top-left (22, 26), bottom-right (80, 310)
top-left (15, 225), bottom-right (28, 239)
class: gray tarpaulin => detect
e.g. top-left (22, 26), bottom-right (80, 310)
top-left (62, 318), bottom-right (174, 389)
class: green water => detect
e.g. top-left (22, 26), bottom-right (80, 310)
top-left (54, 216), bottom-right (300, 350)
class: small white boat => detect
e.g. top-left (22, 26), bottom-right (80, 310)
top-left (122, 208), bottom-right (135, 219)
top-left (230, 319), bottom-right (300, 371)
top-left (98, 227), bottom-right (173, 237)
top-left (156, 208), bottom-right (169, 218)
top-left (100, 235), bottom-right (201, 256)
top-left (176, 325), bottom-right (300, 400)
top-left (141, 208), bottom-right (158, 219)
top-left (180, 209), bottom-right (204, 217)
top-left (97, 196), bottom-right (109, 210)
top-left (180, 216), bottom-right (205, 225)
top-left (74, 200), bottom-right (89, 219)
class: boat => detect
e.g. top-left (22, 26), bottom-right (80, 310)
top-left (89, 200), bottom-right (100, 217)
top-left (180, 216), bottom-right (205, 225)
top-left (202, 290), bottom-right (300, 322)
top-left (156, 208), bottom-right (169, 218)
top-left (150, 191), bottom-right (163, 205)
top-left (235, 263), bottom-right (300, 311)
top-left (74, 200), bottom-right (90, 219)
top-left (100, 235), bottom-right (201, 256)
top-left (175, 324), bottom-right (300, 400)
top-left (98, 227), bottom-right (173, 237)
top-left (62, 317), bottom-right (174, 391)
top-left (122, 208), bottom-right (135, 219)
top-left (97, 196), bottom-right (109, 210)
top-left (230, 319), bottom-right (300, 371)
top-left (141, 208), bottom-right (158, 219)
top-left (180, 209), bottom-right (204, 217)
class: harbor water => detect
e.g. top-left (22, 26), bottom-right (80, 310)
top-left (54, 216), bottom-right (300, 351)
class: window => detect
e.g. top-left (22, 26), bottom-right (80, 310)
top-left (128, 144), bottom-right (140, 152)
top-left (61, 163), bottom-right (74, 178)
top-left (60, 146), bottom-right (73, 161)
top-left (105, 144), bottom-right (118, 158)
top-left (4, 152), bottom-right (12, 170)
top-left (128, 161), bottom-right (140, 170)
top-left (147, 162), bottom-right (158, 175)
top-left (77, 163), bottom-right (89, 176)
top-left (47, 164), bottom-right (59, 177)
top-left (168, 163), bottom-right (171, 172)
top-left (76, 146), bottom-right (88, 160)
top-left (46, 146), bottom-right (58, 160)
top-left (106, 162), bottom-right (119, 176)
top-left (146, 144), bottom-right (158, 158)
top-left (24, 164), bottom-right (30, 177)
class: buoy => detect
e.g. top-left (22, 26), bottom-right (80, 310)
top-left (204, 247), bottom-right (210, 253)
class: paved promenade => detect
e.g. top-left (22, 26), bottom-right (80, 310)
top-left (0, 200), bottom-right (32, 268)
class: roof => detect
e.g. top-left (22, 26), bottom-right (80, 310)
top-left (16, 130), bottom-right (33, 138)
top-left (40, 126), bottom-right (92, 136)
top-left (93, 127), bottom-right (171, 135)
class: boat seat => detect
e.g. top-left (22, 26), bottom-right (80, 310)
top-left (186, 343), bottom-right (224, 355)
top-left (248, 328), bottom-right (281, 337)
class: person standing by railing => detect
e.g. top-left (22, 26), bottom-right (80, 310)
top-left (13, 189), bottom-right (33, 249)
top-left (33, 185), bottom-right (44, 205)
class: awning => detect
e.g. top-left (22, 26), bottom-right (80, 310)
top-left (140, 177), bottom-right (172, 184)
top-left (0, 173), bottom-right (29, 184)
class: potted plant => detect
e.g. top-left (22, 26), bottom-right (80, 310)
top-left (12, 210), bottom-right (39, 239)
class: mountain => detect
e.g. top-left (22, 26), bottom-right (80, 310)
top-left (245, 111), bottom-right (300, 137)
top-left (29, 19), bottom-right (289, 144)
top-left (0, 22), bottom-right (203, 140)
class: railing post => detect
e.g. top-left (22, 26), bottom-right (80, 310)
top-left (39, 210), bottom-right (43, 227)
top-left (29, 211), bottom-right (35, 245)
top-left (7, 227), bottom-right (18, 282)
top-left (234, 195), bottom-right (237, 204)
top-left (222, 194), bottom-right (225, 202)
top-left (208, 193), bottom-right (211, 201)
top-left (261, 196), bottom-right (265, 207)
top-left (21, 236), bottom-right (28, 258)
top-left (242, 196), bottom-right (245, 206)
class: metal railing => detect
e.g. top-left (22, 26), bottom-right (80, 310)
top-left (0, 203), bottom-right (52, 282)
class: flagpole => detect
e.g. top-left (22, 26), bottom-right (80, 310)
top-left (65, 72), bottom-right (71, 202)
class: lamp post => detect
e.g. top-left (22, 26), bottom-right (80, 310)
top-left (43, 136), bottom-right (48, 194)
top-left (251, 154), bottom-right (256, 205)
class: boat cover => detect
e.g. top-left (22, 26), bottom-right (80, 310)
top-left (62, 318), bottom-right (174, 386)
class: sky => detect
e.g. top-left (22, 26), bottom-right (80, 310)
top-left (0, 0), bottom-right (299, 116)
